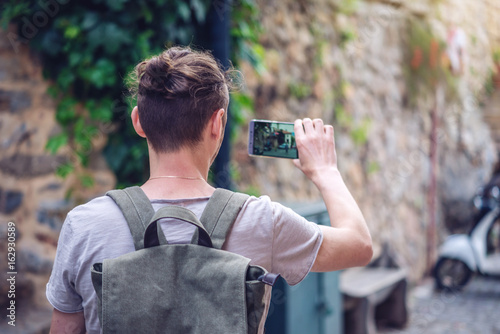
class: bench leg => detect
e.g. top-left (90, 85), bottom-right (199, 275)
top-left (343, 297), bottom-right (379, 334)
top-left (375, 279), bottom-right (408, 329)
top-left (344, 297), bottom-right (370, 334)
top-left (366, 298), bottom-right (377, 334)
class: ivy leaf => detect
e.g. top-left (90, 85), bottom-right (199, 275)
top-left (105, 0), bottom-right (128, 11)
top-left (350, 119), bottom-right (372, 146)
top-left (177, 2), bottom-right (191, 22)
top-left (0, 0), bottom-right (31, 29)
top-left (81, 12), bottom-right (98, 30)
top-left (76, 149), bottom-right (90, 166)
top-left (103, 141), bottom-right (128, 171)
top-left (190, 0), bottom-right (207, 23)
top-left (367, 161), bottom-right (380, 174)
top-left (45, 133), bottom-right (68, 154)
top-left (88, 23), bottom-right (131, 54)
top-left (37, 29), bottom-right (63, 57)
top-left (47, 86), bottom-right (60, 99)
top-left (69, 52), bottom-right (82, 67)
top-left (64, 25), bottom-right (80, 39)
top-left (56, 162), bottom-right (74, 178)
top-left (103, 23), bottom-right (132, 54)
top-left (74, 119), bottom-right (98, 157)
top-left (56, 97), bottom-right (77, 125)
top-left (79, 174), bottom-right (95, 188)
top-left (88, 99), bottom-right (113, 122)
top-left (57, 69), bottom-right (76, 89)
top-left (86, 58), bottom-right (117, 88)
top-left (140, 6), bottom-right (153, 23)
top-left (232, 92), bottom-right (254, 110)
top-left (136, 30), bottom-right (154, 58)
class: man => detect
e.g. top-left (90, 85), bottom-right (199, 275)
top-left (47, 46), bottom-right (372, 333)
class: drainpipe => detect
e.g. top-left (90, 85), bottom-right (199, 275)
top-left (209, 0), bottom-right (233, 190)
top-left (427, 84), bottom-right (443, 274)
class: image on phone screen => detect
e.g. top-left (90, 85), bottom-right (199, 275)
top-left (248, 120), bottom-right (298, 159)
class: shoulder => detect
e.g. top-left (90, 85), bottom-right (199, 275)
top-left (240, 195), bottom-right (272, 214)
top-left (67, 195), bottom-right (119, 220)
top-left (65, 195), bottom-right (122, 234)
top-left (236, 194), bottom-right (317, 236)
top-left (240, 194), bottom-right (306, 224)
top-left (232, 195), bottom-right (274, 232)
top-left (238, 194), bottom-right (299, 223)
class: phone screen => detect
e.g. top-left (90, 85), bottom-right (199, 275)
top-left (248, 120), bottom-right (298, 159)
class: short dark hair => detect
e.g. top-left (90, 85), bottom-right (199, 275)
top-left (129, 46), bottom-right (232, 153)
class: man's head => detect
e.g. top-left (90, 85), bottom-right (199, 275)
top-left (129, 46), bottom-right (231, 153)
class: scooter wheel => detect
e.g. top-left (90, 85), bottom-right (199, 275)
top-left (433, 257), bottom-right (472, 291)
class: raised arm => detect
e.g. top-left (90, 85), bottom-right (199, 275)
top-left (49, 309), bottom-right (86, 334)
top-left (294, 118), bottom-right (373, 272)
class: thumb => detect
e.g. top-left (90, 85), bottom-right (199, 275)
top-left (293, 159), bottom-right (302, 169)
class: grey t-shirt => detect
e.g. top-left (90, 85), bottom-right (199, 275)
top-left (46, 194), bottom-right (323, 333)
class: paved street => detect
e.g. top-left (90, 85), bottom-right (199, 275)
top-left (379, 276), bottom-right (500, 334)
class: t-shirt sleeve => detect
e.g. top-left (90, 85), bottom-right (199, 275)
top-left (270, 201), bottom-right (323, 285)
top-left (46, 213), bottom-right (84, 313)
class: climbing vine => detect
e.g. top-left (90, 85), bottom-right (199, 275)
top-left (1, 0), bottom-right (264, 189)
top-left (405, 19), bottom-right (458, 105)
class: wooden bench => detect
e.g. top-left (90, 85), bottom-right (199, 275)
top-left (340, 266), bottom-right (408, 334)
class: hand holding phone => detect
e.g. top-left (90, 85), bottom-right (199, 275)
top-left (293, 118), bottom-right (337, 182)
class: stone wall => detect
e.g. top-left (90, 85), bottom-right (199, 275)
top-left (234, 0), bottom-right (500, 281)
top-left (0, 25), bottom-right (115, 330)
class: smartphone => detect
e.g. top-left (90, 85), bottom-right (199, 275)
top-left (248, 119), bottom-right (298, 159)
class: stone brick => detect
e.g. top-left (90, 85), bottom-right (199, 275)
top-left (37, 199), bottom-right (71, 231)
top-left (0, 188), bottom-right (23, 214)
top-left (18, 248), bottom-right (53, 275)
top-left (0, 89), bottom-right (32, 113)
top-left (1, 123), bottom-right (35, 149)
top-left (0, 153), bottom-right (67, 177)
top-left (38, 182), bottom-right (63, 192)
top-left (0, 57), bottom-right (27, 81)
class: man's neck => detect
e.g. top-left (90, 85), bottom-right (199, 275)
top-left (140, 146), bottom-right (215, 200)
top-left (150, 147), bottom-right (209, 179)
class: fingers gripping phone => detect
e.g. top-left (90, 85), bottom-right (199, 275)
top-left (248, 119), bottom-right (298, 159)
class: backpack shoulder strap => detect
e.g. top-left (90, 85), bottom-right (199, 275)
top-left (198, 188), bottom-right (250, 249)
top-left (106, 186), bottom-right (162, 250)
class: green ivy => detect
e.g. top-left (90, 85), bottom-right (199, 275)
top-left (332, 69), bottom-right (371, 147)
top-left (231, 0), bottom-right (265, 75)
top-left (288, 82), bottom-right (312, 100)
top-left (405, 19), bottom-right (458, 105)
top-left (229, 0), bottom-right (265, 142)
top-left (494, 49), bottom-right (500, 63)
top-left (2, 0), bottom-right (264, 189)
top-left (335, 0), bottom-right (359, 15)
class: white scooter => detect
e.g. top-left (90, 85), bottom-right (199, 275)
top-left (434, 186), bottom-right (500, 290)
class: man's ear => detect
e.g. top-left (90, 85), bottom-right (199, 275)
top-left (210, 108), bottom-right (226, 138)
top-left (131, 106), bottom-right (146, 138)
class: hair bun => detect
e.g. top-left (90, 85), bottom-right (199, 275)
top-left (138, 53), bottom-right (181, 98)
top-left (131, 46), bottom-right (231, 102)
top-left (146, 55), bottom-right (171, 79)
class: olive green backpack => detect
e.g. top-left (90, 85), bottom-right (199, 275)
top-left (90, 186), bottom-right (279, 334)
